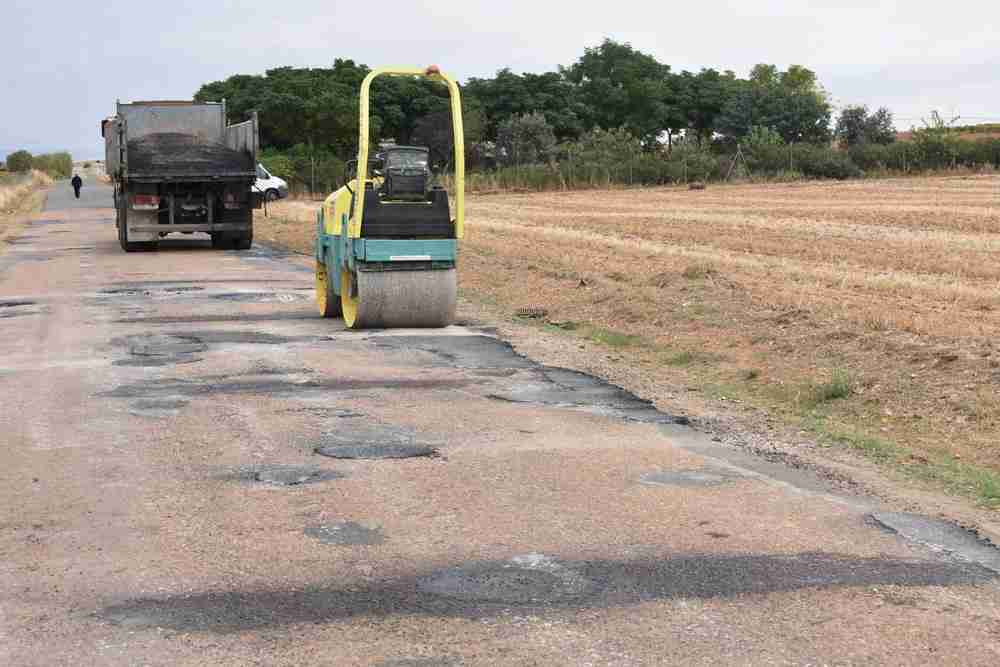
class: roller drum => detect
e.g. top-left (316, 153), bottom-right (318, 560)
top-left (346, 268), bottom-right (456, 329)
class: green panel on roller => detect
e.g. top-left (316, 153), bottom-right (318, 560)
top-left (356, 239), bottom-right (457, 262)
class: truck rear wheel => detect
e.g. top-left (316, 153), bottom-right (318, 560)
top-left (233, 230), bottom-right (253, 250)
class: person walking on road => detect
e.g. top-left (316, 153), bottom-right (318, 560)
top-left (71, 174), bottom-right (83, 199)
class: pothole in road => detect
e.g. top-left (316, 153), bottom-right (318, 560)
top-left (639, 468), bottom-right (748, 488)
top-left (129, 398), bottom-right (189, 418)
top-left (374, 659), bottom-right (459, 667)
top-left (122, 333), bottom-right (208, 357)
top-left (314, 425), bottom-right (438, 460)
top-left (246, 464), bottom-right (345, 487)
top-left (209, 292), bottom-right (304, 303)
top-left (305, 522), bottom-right (384, 545)
top-left (113, 333), bottom-right (207, 367)
top-left (99, 286), bottom-right (205, 297)
top-left (315, 444), bottom-right (438, 460)
top-left (418, 553), bottom-right (594, 604)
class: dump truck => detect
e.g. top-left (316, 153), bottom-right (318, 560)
top-left (102, 100), bottom-right (259, 251)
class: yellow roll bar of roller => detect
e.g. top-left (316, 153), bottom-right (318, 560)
top-left (349, 65), bottom-right (465, 239)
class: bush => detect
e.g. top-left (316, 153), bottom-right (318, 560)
top-left (6, 150), bottom-right (32, 173)
top-left (260, 145), bottom-right (345, 196)
top-left (791, 145), bottom-right (862, 179)
top-left (31, 152), bottom-right (73, 179)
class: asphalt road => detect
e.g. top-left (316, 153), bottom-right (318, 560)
top-left (1, 180), bottom-right (998, 666)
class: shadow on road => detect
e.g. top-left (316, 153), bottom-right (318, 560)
top-left (101, 551), bottom-right (994, 633)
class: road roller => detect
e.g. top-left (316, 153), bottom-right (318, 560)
top-left (314, 65), bottom-right (464, 328)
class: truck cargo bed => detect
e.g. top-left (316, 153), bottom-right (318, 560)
top-left (126, 133), bottom-right (254, 179)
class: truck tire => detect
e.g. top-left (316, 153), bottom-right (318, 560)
top-left (233, 230), bottom-right (253, 250)
top-left (265, 189), bottom-right (280, 201)
top-left (210, 232), bottom-right (230, 249)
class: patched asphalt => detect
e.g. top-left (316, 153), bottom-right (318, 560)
top-left (1, 181), bottom-right (998, 665)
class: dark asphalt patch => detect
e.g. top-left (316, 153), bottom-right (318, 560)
top-left (869, 512), bottom-right (1000, 574)
top-left (277, 407), bottom-right (365, 418)
top-left (209, 292), bottom-right (305, 303)
top-left (129, 398), bottom-right (189, 418)
top-left (373, 335), bottom-right (536, 370)
top-left (99, 286), bottom-right (205, 296)
top-left (101, 377), bottom-right (470, 399)
top-left (375, 335), bottom-right (687, 424)
top-left (418, 553), bottom-right (594, 603)
top-left (99, 551), bottom-right (994, 633)
top-left (113, 333), bottom-right (207, 367)
top-left (113, 356), bottom-right (203, 367)
top-left (305, 522), bottom-right (384, 545)
top-left (245, 465), bottom-right (345, 487)
top-left (121, 333), bottom-right (208, 357)
top-left (315, 444), bottom-right (439, 460)
top-left (166, 330), bottom-right (319, 346)
top-left (490, 366), bottom-right (684, 424)
top-left (0, 300), bottom-right (41, 318)
top-left (314, 424), bottom-right (437, 459)
top-left (374, 659), bottom-right (459, 667)
top-left (639, 468), bottom-right (748, 488)
top-left (114, 313), bottom-right (318, 324)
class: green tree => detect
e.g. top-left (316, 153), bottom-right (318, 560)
top-left (562, 39), bottom-right (674, 146)
top-left (6, 150), bottom-right (33, 173)
top-left (464, 69), bottom-right (586, 142)
top-left (716, 66), bottom-right (831, 144)
top-left (497, 112), bottom-right (557, 166)
top-left (835, 105), bottom-right (896, 148)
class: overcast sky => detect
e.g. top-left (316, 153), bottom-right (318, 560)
top-left (5, 0), bottom-right (999, 160)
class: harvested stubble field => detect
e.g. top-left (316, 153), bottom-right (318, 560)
top-left (257, 174), bottom-right (1000, 506)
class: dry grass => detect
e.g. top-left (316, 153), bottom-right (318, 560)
top-left (0, 170), bottom-right (51, 210)
top-left (0, 171), bottom-right (52, 249)
top-left (256, 175), bottom-right (1000, 505)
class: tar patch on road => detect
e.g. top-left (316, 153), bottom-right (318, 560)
top-left (869, 512), bottom-right (1000, 574)
top-left (374, 335), bottom-right (688, 424)
top-left (101, 376), bottom-right (470, 399)
top-left (305, 522), bottom-right (384, 545)
top-left (373, 335), bottom-right (536, 370)
top-left (639, 468), bottom-right (749, 488)
top-left (128, 398), bottom-right (190, 418)
top-left (491, 366), bottom-right (685, 424)
top-left (238, 464), bottom-right (345, 487)
top-left (99, 286), bottom-right (205, 297)
top-left (314, 424), bottom-right (438, 459)
top-left (316, 444), bottom-right (439, 460)
top-left (374, 659), bottom-right (459, 667)
top-left (209, 291), bottom-right (305, 303)
top-left (99, 551), bottom-right (994, 633)
top-left (0, 299), bottom-right (44, 319)
top-left (112, 333), bottom-right (207, 367)
top-left (418, 553), bottom-right (594, 604)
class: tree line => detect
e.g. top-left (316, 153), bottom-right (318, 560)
top-left (193, 40), bottom-right (1000, 192)
top-left (2, 150), bottom-right (74, 179)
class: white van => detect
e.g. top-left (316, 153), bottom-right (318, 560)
top-left (255, 163), bottom-right (289, 201)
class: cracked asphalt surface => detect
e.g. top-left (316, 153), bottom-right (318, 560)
top-left (1, 180), bottom-right (999, 665)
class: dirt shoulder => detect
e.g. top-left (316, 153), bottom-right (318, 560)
top-left (255, 180), bottom-right (1000, 543)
